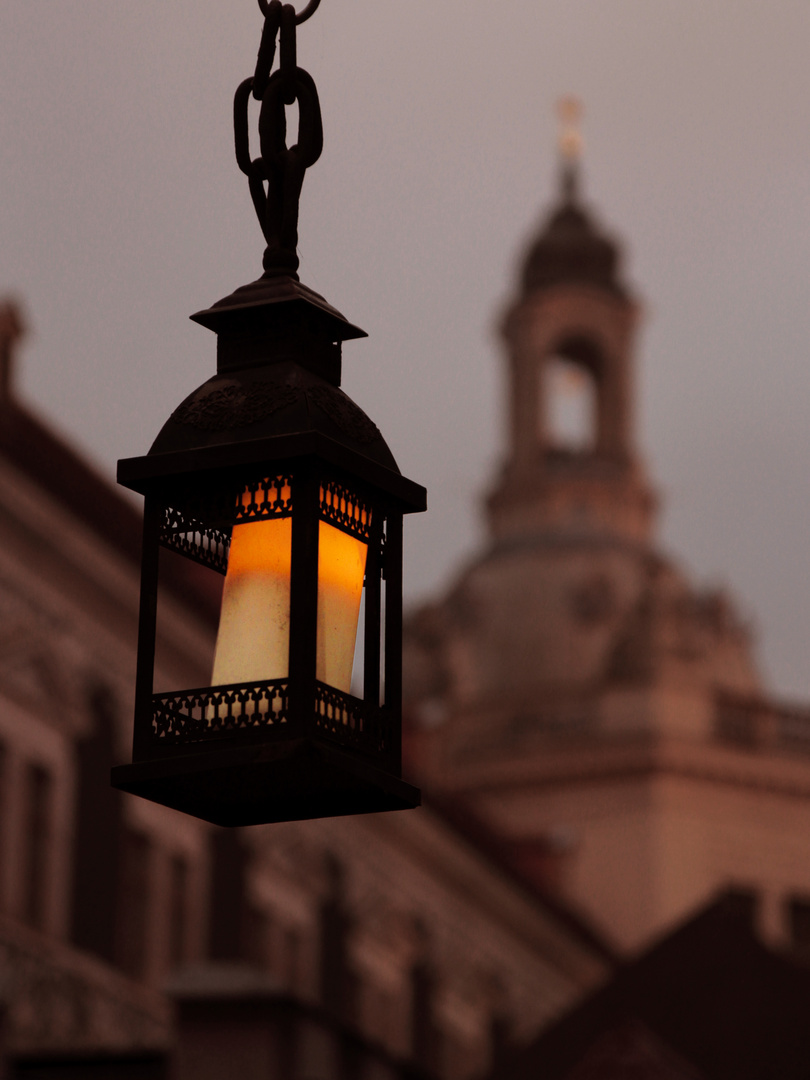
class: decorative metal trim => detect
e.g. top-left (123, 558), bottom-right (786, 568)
top-left (169, 382), bottom-right (381, 442)
top-left (171, 382), bottom-right (299, 432)
top-left (235, 474), bottom-right (293, 523)
top-left (306, 384), bottom-right (380, 444)
top-left (158, 475), bottom-right (293, 571)
top-left (152, 680), bottom-right (290, 743)
top-left (150, 678), bottom-right (391, 761)
top-left (319, 478), bottom-right (373, 542)
top-left (314, 682), bottom-right (390, 758)
top-left (160, 507), bottom-right (231, 574)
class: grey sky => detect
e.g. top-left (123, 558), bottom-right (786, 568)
top-left (2, 2), bottom-right (810, 697)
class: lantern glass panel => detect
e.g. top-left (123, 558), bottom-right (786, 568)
top-left (316, 520), bottom-right (367, 693)
top-left (210, 515), bottom-right (292, 685)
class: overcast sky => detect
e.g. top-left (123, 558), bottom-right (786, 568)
top-left (2, 1), bottom-right (810, 698)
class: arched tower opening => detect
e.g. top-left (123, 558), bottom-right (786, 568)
top-left (541, 336), bottom-right (605, 455)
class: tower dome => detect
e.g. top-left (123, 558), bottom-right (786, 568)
top-left (521, 98), bottom-right (627, 299)
top-left (520, 169), bottom-right (627, 298)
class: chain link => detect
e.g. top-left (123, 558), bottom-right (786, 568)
top-left (236, 1), bottom-right (324, 276)
top-left (259, 0), bottom-right (321, 24)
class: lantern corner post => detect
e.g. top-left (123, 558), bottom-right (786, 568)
top-left (362, 507), bottom-right (383, 720)
top-left (132, 494), bottom-right (162, 763)
top-left (383, 509), bottom-right (404, 776)
top-left (288, 462), bottom-right (320, 734)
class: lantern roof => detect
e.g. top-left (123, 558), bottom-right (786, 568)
top-left (190, 274), bottom-right (367, 342)
top-left (117, 300), bottom-right (424, 513)
top-left (520, 162), bottom-right (627, 299)
top-left (116, 265), bottom-right (426, 514)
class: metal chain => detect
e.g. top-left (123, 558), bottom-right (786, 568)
top-left (235, 0), bottom-right (324, 277)
top-left (258, 0), bottom-right (321, 24)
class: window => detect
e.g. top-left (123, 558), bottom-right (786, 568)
top-left (116, 829), bottom-right (152, 978)
top-left (0, 742), bottom-right (6, 912)
top-left (242, 903), bottom-right (272, 968)
top-left (208, 828), bottom-right (248, 961)
top-left (71, 685), bottom-right (123, 963)
top-left (22, 763), bottom-right (52, 930)
top-left (410, 958), bottom-right (440, 1072)
top-left (490, 1011), bottom-right (511, 1068)
top-left (787, 895), bottom-right (810, 951)
top-left (168, 854), bottom-right (189, 968)
top-left (319, 858), bottom-right (356, 1022)
top-left (281, 925), bottom-right (302, 991)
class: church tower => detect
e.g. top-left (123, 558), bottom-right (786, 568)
top-left (404, 106), bottom-right (810, 955)
top-left (489, 99), bottom-right (654, 551)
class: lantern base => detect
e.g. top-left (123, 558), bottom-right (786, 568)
top-left (111, 739), bottom-right (420, 826)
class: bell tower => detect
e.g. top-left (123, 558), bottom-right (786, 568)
top-left (488, 99), bottom-right (655, 548)
top-left (404, 105), bottom-right (784, 955)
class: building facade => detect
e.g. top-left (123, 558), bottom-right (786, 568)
top-left (403, 158), bottom-right (810, 954)
top-left (0, 298), bottom-right (608, 1077)
top-left (4, 138), bottom-right (810, 1075)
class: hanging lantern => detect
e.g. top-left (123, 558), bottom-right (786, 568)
top-left (111, 0), bottom-right (425, 826)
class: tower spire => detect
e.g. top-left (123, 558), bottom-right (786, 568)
top-left (489, 114), bottom-right (654, 549)
top-left (557, 95), bottom-right (583, 204)
top-left (520, 101), bottom-right (623, 299)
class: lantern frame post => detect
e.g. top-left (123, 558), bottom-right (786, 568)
top-left (132, 497), bottom-right (162, 763)
top-left (288, 463), bottom-right (320, 712)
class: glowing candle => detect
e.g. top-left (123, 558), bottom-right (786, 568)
top-left (316, 521), bottom-right (367, 693)
top-left (211, 516), bottom-right (292, 686)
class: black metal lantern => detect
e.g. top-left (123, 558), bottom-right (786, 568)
top-left (111, 0), bottom-right (425, 826)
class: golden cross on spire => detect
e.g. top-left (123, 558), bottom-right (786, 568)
top-left (557, 95), bottom-right (584, 163)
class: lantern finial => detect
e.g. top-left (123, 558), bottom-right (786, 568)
top-left (556, 95), bottom-right (584, 204)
